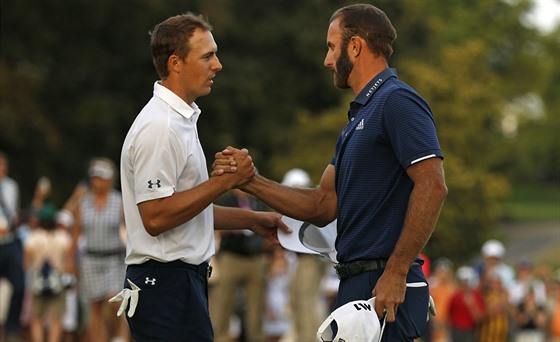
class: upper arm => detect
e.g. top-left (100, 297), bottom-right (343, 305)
top-left (406, 157), bottom-right (445, 185)
top-left (137, 197), bottom-right (164, 232)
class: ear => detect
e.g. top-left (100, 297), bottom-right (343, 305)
top-left (349, 36), bottom-right (363, 58)
top-left (168, 54), bottom-right (183, 75)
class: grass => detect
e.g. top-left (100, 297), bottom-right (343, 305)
top-left (500, 184), bottom-right (559, 222)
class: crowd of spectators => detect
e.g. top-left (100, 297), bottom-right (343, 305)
top-left (1, 152), bottom-right (559, 342)
top-left (425, 239), bottom-right (560, 342)
top-left (0, 153), bottom-right (129, 342)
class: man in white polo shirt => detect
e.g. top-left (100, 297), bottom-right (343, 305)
top-left (116, 12), bottom-right (289, 342)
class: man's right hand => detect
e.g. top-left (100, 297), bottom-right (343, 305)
top-left (211, 147), bottom-right (255, 188)
top-left (211, 146), bottom-right (240, 176)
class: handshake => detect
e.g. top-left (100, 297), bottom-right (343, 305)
top-left (211, 146), bottom-right (257, 189)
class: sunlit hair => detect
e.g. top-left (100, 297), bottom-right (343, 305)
top-left (150, 12), bottom-right (213, 80)
top-left (330, 4), bottom-right (397, 60)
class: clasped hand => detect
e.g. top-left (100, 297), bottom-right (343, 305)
top-left (212, 146), bottom-right (254, 187)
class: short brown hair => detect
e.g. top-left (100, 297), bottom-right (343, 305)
top-left (150, 12), bottom-right (213, 79)
top-left (330, 4), bottom-right (397, 60)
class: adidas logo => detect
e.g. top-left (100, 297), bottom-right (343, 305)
top-left (355, 119), bottom-right (365, 130)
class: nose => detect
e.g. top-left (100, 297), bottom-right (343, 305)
top-left (213, 56), bottom-right (223, 72)
top-left (324, 51), bottom-right (333, 68)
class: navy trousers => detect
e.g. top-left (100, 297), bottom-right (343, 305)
top-left (335, 263), bottom-right (429, 341)
top-left (0, 237), bottom-right (25, 337)
top-left (124, 260), bottom-right (213, 342)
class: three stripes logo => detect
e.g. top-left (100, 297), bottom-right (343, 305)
top-left (355, 119), bottom-right (365, 131)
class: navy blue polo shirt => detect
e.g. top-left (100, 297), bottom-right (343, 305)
top-left (332, 68), bottom-right (443, 263)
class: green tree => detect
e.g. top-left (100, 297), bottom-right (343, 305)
top-left (0, 0), bottom-right (556, 264)
top-left (271, 0), bottom-right (555, 263)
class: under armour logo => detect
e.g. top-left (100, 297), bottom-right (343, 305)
top-left (148, 180), bottom-right (161, 189)
top-left (145, 277), bottom-right (156, 285)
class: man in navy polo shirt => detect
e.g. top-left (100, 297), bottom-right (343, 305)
top-left (214, 4), bottom-right (447, 341)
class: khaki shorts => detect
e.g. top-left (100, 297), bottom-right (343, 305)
top-left (31, 291), bottom-right (66, 319)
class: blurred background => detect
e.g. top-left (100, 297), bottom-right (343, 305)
top-left (1, 0), bottom-right (558, 267)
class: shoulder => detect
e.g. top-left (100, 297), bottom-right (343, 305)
top-left (55, 230), bottom-right (72, 245)
top-left (79, 192), bottom-right (93, 205)
top-left (26, 230), bottom-right (46, 245)
top-left (137, 104), bottom-right (172, 131)
top-left (110, 191), bottom-right (123, 207)
top-left (0, 177), bottom-right (19, 191)
top-left (110, 189), bottom-right (122, 199)
top-left (380, 82), bottom-right (433, 124)
top-left (383, 79), bottom-right (426, 104)
top-left (130, 98), bottom-right (174, 136)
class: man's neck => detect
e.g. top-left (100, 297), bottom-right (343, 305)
top-left (350, 58), bottom-right (388, 95)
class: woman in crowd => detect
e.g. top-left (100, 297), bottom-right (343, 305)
top-left (68, 158), bottom-right (128, 342)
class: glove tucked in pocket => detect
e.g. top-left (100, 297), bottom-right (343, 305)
top-left (108, 278), bottom-right (141, 318)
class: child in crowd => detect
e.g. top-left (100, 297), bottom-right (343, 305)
top-left (24, 205), bottom-right (72, 342)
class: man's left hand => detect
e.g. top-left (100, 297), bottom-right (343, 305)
top-left (250, 211), bottom-right (292, 244)
top-left (371, 269), bottom-right (407, 322)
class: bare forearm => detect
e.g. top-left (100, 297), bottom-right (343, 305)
top-left (213, 148), bottom-right (337, 225)
top-left (242, 174), bottom-right (334, 226)
top-left (386, 179), bottom-right (447, 275)
top-left (213, 205), bottom-right (256, 230)
top-left (214, 204), bottom-right (290, 244)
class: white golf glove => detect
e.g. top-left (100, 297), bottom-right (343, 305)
top-left (108, 278), bottom-right (141, 317)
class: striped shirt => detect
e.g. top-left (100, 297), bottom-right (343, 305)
top-left (333, 68), bottom-right (443, 263)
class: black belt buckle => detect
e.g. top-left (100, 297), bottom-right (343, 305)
top-left (206, 265), bottom-right (213, 279)
top-left (333, 264), bottom-right (344, 279)
top-left (335, 260), bottom-right (387, 279)
top-left (334, 262), bottom-right (362, 279)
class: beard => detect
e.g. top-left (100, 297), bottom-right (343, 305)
top-left (334, 47), bottom-right (353, 89)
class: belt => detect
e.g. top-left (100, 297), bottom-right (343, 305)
top-left (86, 248), bottom-right (125, 257)
top-left (334, 259), bottom-right (422, 279)
top-left (334, 259), bottom-right (388, 279)
top-left (138, 259), bottom-right (213, 280)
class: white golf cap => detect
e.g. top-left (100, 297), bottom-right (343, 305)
top-left (56, 209), bottom-right (74, 228)
top-left (317, 297), bottom-right (384, 342)
top-left (281, 168), bottom-right (311, 187)
top-left (278, 216), bottom-right (337, 263)
top-left (88, 158), bottom-right (115, 180)
top-left (456, 266), bottom-right (477, 284)
top-left (481, 239), bottom-right (505, 258)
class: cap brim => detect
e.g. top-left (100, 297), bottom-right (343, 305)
top-left (278, 216), bottom-right (337, 263)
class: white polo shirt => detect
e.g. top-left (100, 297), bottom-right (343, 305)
top-left (120, 81), bottom-right (215, 265)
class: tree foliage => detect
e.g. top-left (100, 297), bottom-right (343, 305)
top-left (1, 0), bottom-right (557, 264)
